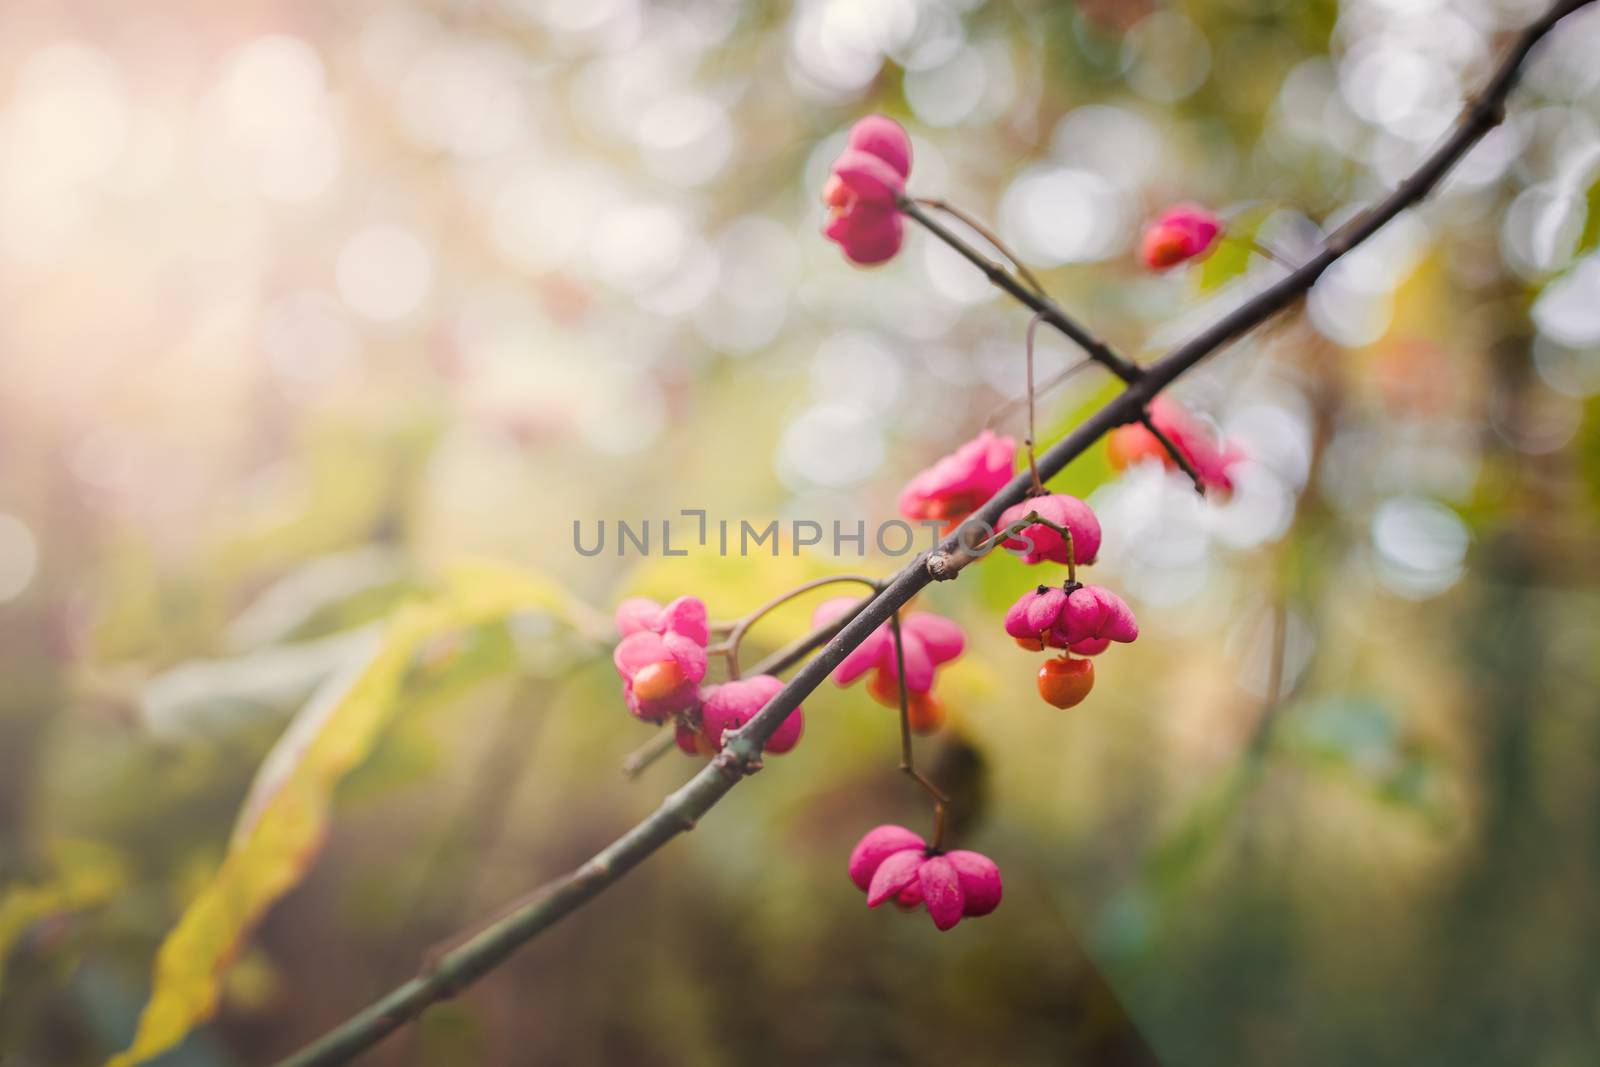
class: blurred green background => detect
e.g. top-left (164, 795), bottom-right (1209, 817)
top-left (3, 0), bottom-right (1600, 1064)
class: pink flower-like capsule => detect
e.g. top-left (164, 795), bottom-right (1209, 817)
top-left (676, 674), bottom-right (804, 756)
top-left (1140, 203), bottom-right (1223, 270)
top-left (823, 115), bottom-right (912, 266)
top-left (811, 597), bottom-right (964, 733)
top-left (847, 825), bottom-right (1002, 931)
top-left (1106, 396), bottom-right (1244, 494)
top-left (996, 494), bottom-right (1102, 567)
top-left (1004, 583), bottom-right (1138, 656)
top-left (898, 430), bottom-right (1017, 531)
top-left (611, 596), bottom-right (709, 723)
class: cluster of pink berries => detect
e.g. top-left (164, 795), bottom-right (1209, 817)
top-left (611, 592), bottom-right (967, 755)
top-left (604, 113), bottom-right (1248, 934)
top-left (995, 493), bottom-right (1137, 707)
top-left (613, 596), bottom-right (805, 757)
top-left (605, 417), bottom-right (1237, 927)
top-left (822, 114), bottom-right (1225, 273)
top-left (894, 423), bottom-right (1151, 708)
top-left (812, 597), bottom-right (965, 733)
top-left (610, 589), bottom-right (978, 931)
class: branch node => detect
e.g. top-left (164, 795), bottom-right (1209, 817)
top-left (925, 551), bottom-right (961, 581)
top-left (418, 951), bottom-right (458, 998)
top-left (711, 747), bottom-right (763, 781)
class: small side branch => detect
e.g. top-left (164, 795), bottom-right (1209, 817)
top-left (898, 197), bottom-right (1146, 385)
top-left (889, 612), bottom-right (948, 849)
top-left (1024, 312), bottom-right (1047, 495)
top-left (1140, 413), bottom-right (1206, 496)
top-left (925, 510), bottom-right (1075, 583)
top-left (720, 574), bottom-right (880, 679)
top-left (620, 726), bottom-right (677, 778)
top-left (913, 196), bottom-right (1050, 297)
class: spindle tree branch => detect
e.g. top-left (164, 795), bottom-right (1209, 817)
top-left (269, 5), bottom-right (1591, 1063)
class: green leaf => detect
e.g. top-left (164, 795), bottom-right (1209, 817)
top-left (1576, 173), bottom-right (1600, 257)
top-left (0, 841), bottom-right (125, 992)
top-left (1279, 694), bottom-right (1443, 817)
top-left (1194, 204), bottom-right (1274, 293)
top-left (1038, 375), bottom-right (1122, 500)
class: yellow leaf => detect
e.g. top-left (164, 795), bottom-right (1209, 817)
top-left (108, 561), bottom-right (592, 1067)
top-left (440, 557), bottom-right (611, 641)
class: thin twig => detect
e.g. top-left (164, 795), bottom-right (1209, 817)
top-left (899, 196), bottom-right (1145, 384)
top-left (721, 574), bottom-right (880, 679)
top-left (620, 726), bottom-right (677, 778)
top-left (929, 510), bottom-right (1076, 583)
top-left (1024, 312), bottom-right (1047, 495)
top-left (985, 356), bottom-right (1096, 431)
top-left (1140, 412), bottom-right (1206, 496)
top-left (1245, 237), bottom-right (1296, 271)
top-left (723, 590), bottom-right (878, 682)
top-left (889, 611), bottom-right (949, 848)
top-left (266, 8), bottom-right (1590, 1062)
top-left (888, 614), bottom-right (948, 804)
top-left (746, 616), bottom-right (847, 677)
top-left (914, 196), bottom-right (1051, 297)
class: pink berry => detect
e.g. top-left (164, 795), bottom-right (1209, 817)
top-left (1140, 203), bottom-right (1222, 269)
top-left (847, 824), bottom-right (1003, 931)
top-left (823, 115), bottom-right (913, 266)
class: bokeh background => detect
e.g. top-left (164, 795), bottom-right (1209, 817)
top-left (3, 0), bottom-right (1600, 1064)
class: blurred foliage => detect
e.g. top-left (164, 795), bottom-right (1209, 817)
top-left (108, 562), bottom-right (586, 1066)
top-left (0, 841), bottom-right (125, 991)
top-left (1, 0), bottom-right (1599, 1066)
